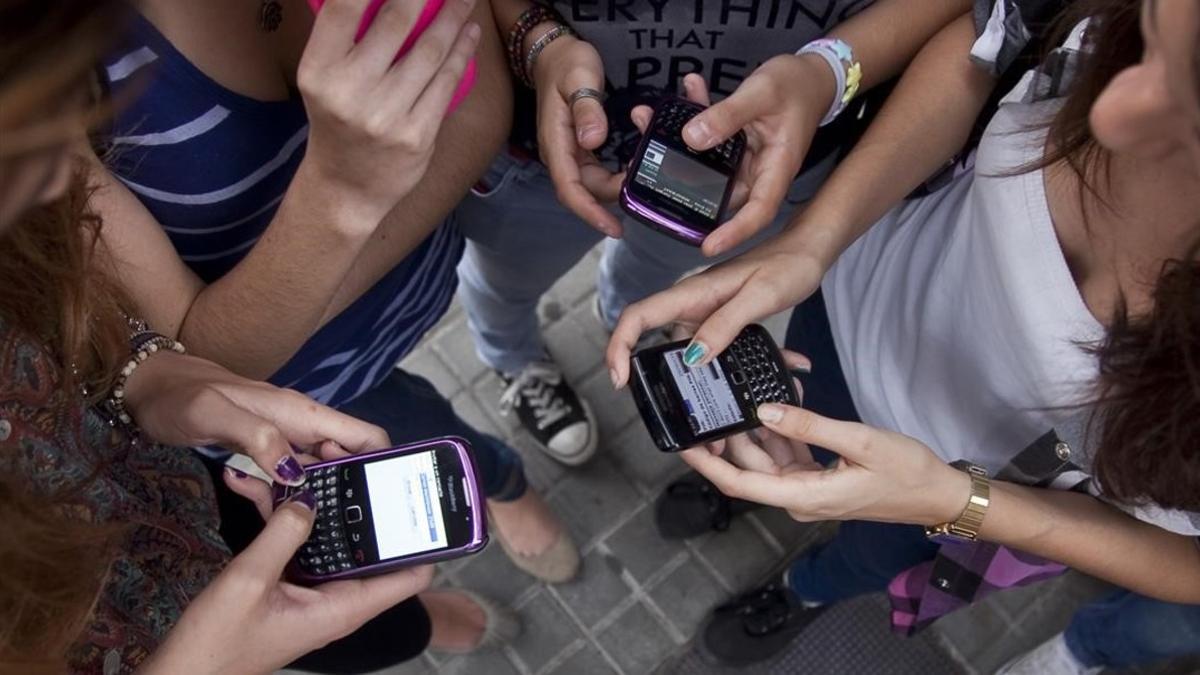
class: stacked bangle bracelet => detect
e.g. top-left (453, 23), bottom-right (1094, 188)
top-left (506, 4), bottom-right (576, 88)
top-left (797, 38), bottom-right (863, 127)
top-left (107, 328), bottom-right (186, 427)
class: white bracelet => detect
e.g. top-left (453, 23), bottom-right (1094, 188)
top-left (797, 38), bottom-right (862, 127)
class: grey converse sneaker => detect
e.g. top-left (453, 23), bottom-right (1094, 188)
top-left (499, 360), bottom-right (597, 466)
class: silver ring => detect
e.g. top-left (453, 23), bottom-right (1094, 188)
top-left (568, 87), bottom-right (606, 108)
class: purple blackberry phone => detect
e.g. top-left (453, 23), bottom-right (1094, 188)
top-left (272, 436), bottom-right (487, 585)
top-left (629, 324), bottom-right (799, 452)
top-left (620, 96), bottom-right (746, 246)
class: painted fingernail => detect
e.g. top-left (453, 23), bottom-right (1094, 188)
top-left (287, 488), bottom-right (317, 512)
top-left (225, 467), bottom-right (249, 480)
top-left (790, 364), bottom-right (813, 376)
top-left (685, 120), bottom-right (713, 148)
top-left (757, 403), bottom-right (784, 424)
top-left (683, 341), bottom-right (708, 367)
top-left (275, 456), bottom-right (306, 486)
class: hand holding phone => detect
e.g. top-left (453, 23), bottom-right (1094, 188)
top-left (137, 495), bottom-right (433, 675)
top-left (628, 325), bottom-right (799, 452)
top-left (620, 96), bottom-right (746, 246)
top-left (307, 0), bottom-right (478, 113)
top-left (271, 437), bottom-right (487, 584)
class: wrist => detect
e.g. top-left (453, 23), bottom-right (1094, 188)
top-left (790, 52), bottom-right (839, 128)
top-left (925, 465), bottom-right (974, 527)
top-left (121, 349), bottom-right (185, 420)
top-left (531, 32), bottom-right (581, 87)
top-left (289, 160), bottom-right (392, 237)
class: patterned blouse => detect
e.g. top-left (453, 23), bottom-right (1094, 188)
top-left (0, 316), bottom-right (230, 674)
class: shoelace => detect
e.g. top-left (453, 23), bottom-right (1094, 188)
top-left (499, 362), bottom-right (571, 430)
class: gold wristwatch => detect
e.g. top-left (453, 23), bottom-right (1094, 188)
top-left (925, 464), bottom-right (990, 542)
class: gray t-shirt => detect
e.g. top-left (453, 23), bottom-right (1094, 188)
top-left (518, 0), bottom-right (875, 161)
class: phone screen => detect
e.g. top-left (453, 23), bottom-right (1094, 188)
top-left (663, 347), bottom-right (745, 435)
top-left (633, 139), bottom-right (727, 221)
top-left (363, 450), bottom-right (450, 560)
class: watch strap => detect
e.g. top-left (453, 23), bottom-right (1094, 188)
top-left (926, 464), bottom-right (990, 541)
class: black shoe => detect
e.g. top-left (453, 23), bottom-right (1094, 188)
top-left (499, 360), bottom-right (597, 466)
top-left (699, 577), bottom-right (829, 667)
top-left (655, 471), bottom-right (762, 539)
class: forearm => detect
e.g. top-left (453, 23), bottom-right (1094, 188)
top-left (977, 482), bottom-right (1200, 604)
top-left (322, 1), bottom-right (512, 320)
top-left (823, 0), bottom-right (972, 92)
top-left (784, 14), bottom-right (996, 269)
top-left (178, 162), bottom-right (380, 378)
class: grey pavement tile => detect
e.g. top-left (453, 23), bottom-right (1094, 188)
top-left (399, 348), bottom-right (463, 399)
top-left (576, 369), bottom-right (640, 440)
top-left (436, 649), bottom-right (521, 675)
top-left (933, 597), bottom-right (1019, 664)
top-left (647, 557), bottom-right (727, 638)
top-left (548, 644), bottom-right (619, 675)
top-left (746, 508), bottom-right (829, 556)
top-left (969, 626), bottom-right (1041, 675)
top-left (507, 429), bottom-right (568, 494)
top-left (567, 295), bottom-right (616, 352)
top-left (597, 602), bottom-right (678, 674)
top-left (510, 590), bottom-right (585, 674)
top-left (432, 318), bottom-right (489, 384)
top-left (555, 550), bottom-right (634, 628)
top-left (606, 423), bottom-right (687, 493)
top-left (544, 312), bottom-right (607, 383)
top-left (448, 390), bottom-right (505, 440)
top-left (539, 297), bottom-right (569, 324)
top-left (545, 458), bottom-right (644, 549)
top-left (695, 517), bottom-right (780, 592)
top-left (603, 504), bottom-right (687, 583)
top-left (450, 539), bottom-right (538, 607)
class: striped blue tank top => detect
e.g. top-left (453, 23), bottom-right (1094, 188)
top-left (101, 14), bottom-right (463, 407)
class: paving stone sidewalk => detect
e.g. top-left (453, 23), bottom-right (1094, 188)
top-left (284, 248), bottom-right (1199, 675)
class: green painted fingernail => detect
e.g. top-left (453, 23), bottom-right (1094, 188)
top-left (683, 342), bottom-right (708, 367)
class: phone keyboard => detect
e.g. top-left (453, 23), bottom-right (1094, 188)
top-left (654, 102), bottom-right (743, 163)
top-left (297, 466), bottom-right (353, 576)
top-left (729, 332), bottom-right (793, 407)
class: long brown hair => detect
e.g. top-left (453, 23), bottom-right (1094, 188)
top-left (1039, 0), bottom-right (1200, 511)
top-left (0, 0), bottom-right (131, 669)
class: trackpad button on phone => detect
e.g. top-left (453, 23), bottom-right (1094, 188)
top-left (731, 370), bottom-right (747, 386)
top-left (345, 505), bottom-right (363, 523)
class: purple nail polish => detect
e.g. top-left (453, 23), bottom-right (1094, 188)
top-left (275, 456), bottom-right (306, 485)
top-left (287, 488), bottom-right (317, 511)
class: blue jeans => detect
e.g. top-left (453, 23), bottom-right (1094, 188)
top-left (782, 295), bottom-right (1200, 669)
top-left (453, 150), bottom-right (835, 374)
top-left (339, 368), bottom-right (527, 502)
top-left (1066, 591), bottom-right (1200, 669)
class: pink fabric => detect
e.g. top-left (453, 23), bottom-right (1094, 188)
top-left (306, 0), bottom-right (478, 112)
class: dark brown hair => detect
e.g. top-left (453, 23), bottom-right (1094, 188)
top-left (1039, 0), bottom-right (1200, 511)
top-left (0, 0), bottom-right (131, 669)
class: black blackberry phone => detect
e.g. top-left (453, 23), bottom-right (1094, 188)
top-left (620, 96), bottom-right (746, 246)
top-left (628, 324), bottom-right (800, 452)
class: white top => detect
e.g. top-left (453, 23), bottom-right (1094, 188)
top-left (822, 54), bottom-right (1200, 537)
top-left (824, 91), bottom-right (1103, 472)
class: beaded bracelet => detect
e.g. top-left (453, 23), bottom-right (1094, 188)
top-left (108, 333), bottom-right (186, 426)
top-left (523, 23), bottom-right (577, 88)
top-left (797, 38), bottom-right (863, 127)
top-left (506, 5), bottom-right (557, 87)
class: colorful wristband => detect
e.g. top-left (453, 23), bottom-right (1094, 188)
top-left (797, 38), bottom-right (862, 127)
top-left (506, 5), bottom-right (558, 88)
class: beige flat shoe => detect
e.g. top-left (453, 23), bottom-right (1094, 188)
top-left (489, 510), bottom-right (581, 584)
top-left (428, 589), bottom-right (522, 656)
